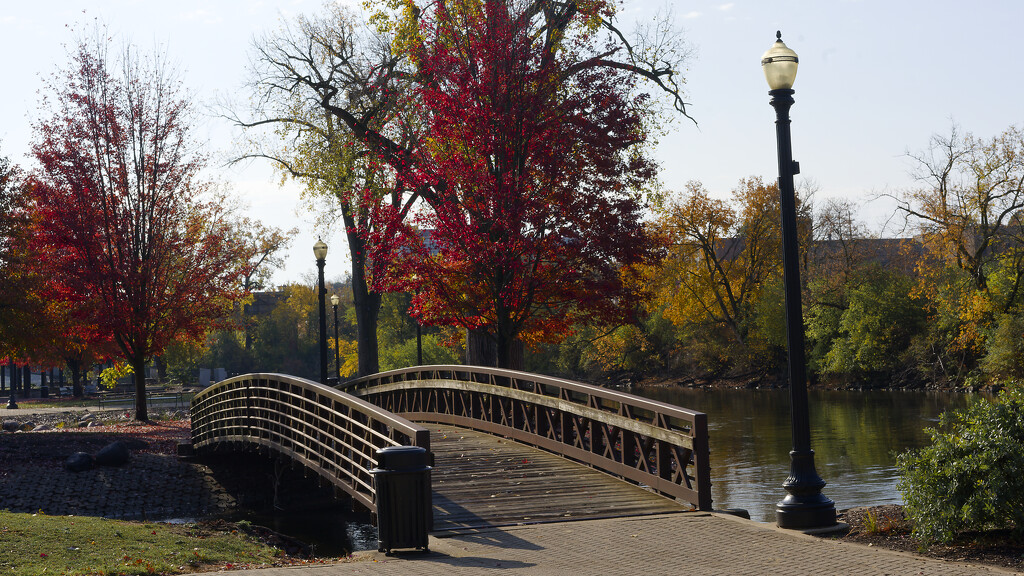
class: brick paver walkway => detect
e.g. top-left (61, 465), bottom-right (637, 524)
top-left (237, 512), bottom-right (1020, 576)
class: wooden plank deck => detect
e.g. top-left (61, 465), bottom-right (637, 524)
top-left (424, 424), bottom-right (689, 533)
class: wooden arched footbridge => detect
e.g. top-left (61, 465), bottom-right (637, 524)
top-left (189, 366), bottom-right (711, 532)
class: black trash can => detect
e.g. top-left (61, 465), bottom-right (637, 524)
top-left (370, 445), bottom-right (432, 554)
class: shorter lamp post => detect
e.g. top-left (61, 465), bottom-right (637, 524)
top-left (331, 294), bottom-right (341, 382)
top-left (314, 239), bottom-right (329, 386)
top-left (762, 31), bottom-right (836, 530)
top-left (408, 275), bottom-right (423, 366)
top-left (414, 290), bottom-right (423, 366)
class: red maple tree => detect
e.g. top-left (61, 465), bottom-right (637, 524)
top-left (28, 30), bottom-right (249, 419)
top-left (369, 0), bottom-right (664, 367)
top-left (243, 0), bottom-right (687, 371)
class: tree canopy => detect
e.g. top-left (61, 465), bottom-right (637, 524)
top-left (28, 29), bottom-right (251, 419)
top-left (370, 0), bottom-right (667, 367)
top-left (239, 0), bottom-right (690, 369)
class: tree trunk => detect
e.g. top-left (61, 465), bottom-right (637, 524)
top-left (495, 334), bottom-right (525, 371)
top-left (68, 358), bottom-right (84, 398)
top-left (155, 355), bottom-right (167, 384)
top-left (350, 239), bottom-right (381, 377)
top-left (338, 194), bottom-right (384, 378)
top-left (22, 366), bottom-right (31, 397)
top-left (132, 351), bottom-right (148, 421)
top-left (354, 292), bottom-right (381, 377)
top-left (466, 329), bottom-right (497, 367)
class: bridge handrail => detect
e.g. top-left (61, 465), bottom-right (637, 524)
top-left (191, 373), bottom-right (430, 512)
top-left (342, 365), bottom-right (711, 511)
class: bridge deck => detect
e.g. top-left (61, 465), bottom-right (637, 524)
top-left (426, 425), bottom-right (689, 533)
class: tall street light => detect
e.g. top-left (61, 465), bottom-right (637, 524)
top-left (762, 31), bottom-right (836, 530)
top-left (331, 294), bottom-right (341, 382)
top-left (314, 239), bottom-right (329, 386)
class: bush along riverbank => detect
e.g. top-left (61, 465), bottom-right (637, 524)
top-left (828, 387), bottom-right (1024, 573)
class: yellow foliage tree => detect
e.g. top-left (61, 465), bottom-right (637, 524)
top-left (894, 124), bottom-right (1024, 376)
top-left (652, 178), bottom-right (789, 370)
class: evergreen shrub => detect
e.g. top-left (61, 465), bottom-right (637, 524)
top-left (896, 387), bottom-right (1024, 543)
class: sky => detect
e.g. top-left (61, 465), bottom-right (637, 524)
top-left (2, 1), bottom-right (1022, 287)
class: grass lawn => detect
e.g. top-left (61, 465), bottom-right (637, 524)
top-left (11, 398), bottom-right (98, 409)
top-left (0, 510), bottom-right (323, 575)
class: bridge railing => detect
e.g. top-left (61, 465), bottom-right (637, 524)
top-left (342, 365), bottom-right (712, 511)
top-left (191, 373), bottom-right (430, 512)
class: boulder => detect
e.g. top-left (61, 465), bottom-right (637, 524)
top-left (32, 423), bottom-right (53, 432)
top-left (65, 452), bottom-right (94, 472)
top-left (123, 438), bottom-right (149, 451)
top-left (95, 441), bottom-right (130, 466)
top-left (2, 420), bottom-right (19, 432)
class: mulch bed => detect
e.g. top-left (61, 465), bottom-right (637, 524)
top-left (836, 505), bottom-right (1024, 573)
top-left (0, 417), bottom-right (189, 477)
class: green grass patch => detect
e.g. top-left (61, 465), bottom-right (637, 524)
top-left (0, 510), bottom-right (286, 575)
top-left (16, 398), bottom-right (98, 409)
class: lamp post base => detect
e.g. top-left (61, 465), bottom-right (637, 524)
top-left (776, 449), bottom-right (837, 529)
top-left (777, 496), bottom-right (837, 530)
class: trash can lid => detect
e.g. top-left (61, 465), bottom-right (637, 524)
top-left (375, 445), bottom-right (428, 470)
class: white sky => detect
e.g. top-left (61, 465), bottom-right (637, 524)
top-left (2, 1), bottom-right (1022, 286)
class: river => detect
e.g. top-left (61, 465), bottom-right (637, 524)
top-left (633, 387), bottom-right (970, 522)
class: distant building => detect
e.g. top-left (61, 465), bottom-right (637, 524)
top-left (808, 237), bottom-right (924, 275)
top-left (246, 291), bottom-right (287, 319)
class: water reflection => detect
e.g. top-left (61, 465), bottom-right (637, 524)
top-left (634, 387), bottom-right (968, 522)
top-left (224, 505), bottom-right (377, 557)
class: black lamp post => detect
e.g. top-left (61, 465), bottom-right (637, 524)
top-left (314, 239), bottom-right (329, 386)
top-left (416, 319), bottom-right (423, 366)
top-left (331, 293), bottom-right (341, 382)
top-left (763, 31), bottom-right (836, 530)
top-left (414, 287), bottom-right (423, 366)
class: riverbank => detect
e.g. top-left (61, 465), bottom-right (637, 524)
top-left (624, 371), bottom-right (996, 392)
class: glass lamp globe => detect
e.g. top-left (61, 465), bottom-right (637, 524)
top-left (762, 31), bottom-right (799, 90)
top-left (313, 239), bottom-right (328, 261)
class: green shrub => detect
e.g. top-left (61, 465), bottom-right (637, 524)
top-left (895, 387), bottom-right (1024, 543)
top-left (99, 362), bottom-right (133, 390)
